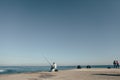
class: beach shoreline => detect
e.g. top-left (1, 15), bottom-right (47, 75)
top-left (0, 68), bottom-right (120, 80)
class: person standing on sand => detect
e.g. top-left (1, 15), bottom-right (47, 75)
top-left (116, 60), bottom-right (119, 68)
top-left (113, 60), bottom-right (117, 68)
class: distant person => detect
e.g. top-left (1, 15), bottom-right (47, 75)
top-left (113, 60), bottom-right (117, 68)
top-left (116, 60), bottom-right (119, 68)
top-left (86, 65), bottom-right (91, 69)
top-left (107, 66), bottom-right (111, 69)
top-left (77, 65), bottom-right (81, 69)
top-left (50, 62), bottom-right (57, 72)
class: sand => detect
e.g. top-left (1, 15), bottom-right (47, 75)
top-left (0, 68), bottom-right (120, 80)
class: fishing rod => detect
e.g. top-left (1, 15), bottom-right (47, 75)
top-left (43, 55), bottom-right (52, 66)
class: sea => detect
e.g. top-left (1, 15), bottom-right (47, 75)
top-left (0, 65), bottom-right (113, 75)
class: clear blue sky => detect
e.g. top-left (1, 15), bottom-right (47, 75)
top-left (0, 0), bottom-right (120, 66)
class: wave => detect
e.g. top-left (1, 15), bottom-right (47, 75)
top-left (0, 69), bottom-right (16, 74)
top-left (0, 69), bottom-right (6, 73)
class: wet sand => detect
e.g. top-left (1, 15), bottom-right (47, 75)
top-left (0, 68), bottom-right (120, 80)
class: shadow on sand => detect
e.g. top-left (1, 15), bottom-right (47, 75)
top-left (39, 73), bottom-right (56, 78)
top-left (93, 74), bottom-right (120, 76)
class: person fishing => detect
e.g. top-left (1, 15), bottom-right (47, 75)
top-left (50, 62), bottom-right (57, 72)
top-left (42, 55), bottom-right (58, 72)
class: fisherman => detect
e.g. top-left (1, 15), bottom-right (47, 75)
top-left (42, 55), bottom-right (58, 72)
top-left (50, 62), bottom-right (57, 72)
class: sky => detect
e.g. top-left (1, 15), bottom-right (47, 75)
top-left (0, 0), bottom-right (120, 66)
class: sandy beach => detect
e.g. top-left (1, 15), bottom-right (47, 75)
top-left (0, 68), bottom-right (120, 80)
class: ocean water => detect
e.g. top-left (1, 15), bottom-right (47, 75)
top-left (0, 65), bottom-right (113, 74)
top-left (0, 66), bottom-right (75, 74)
